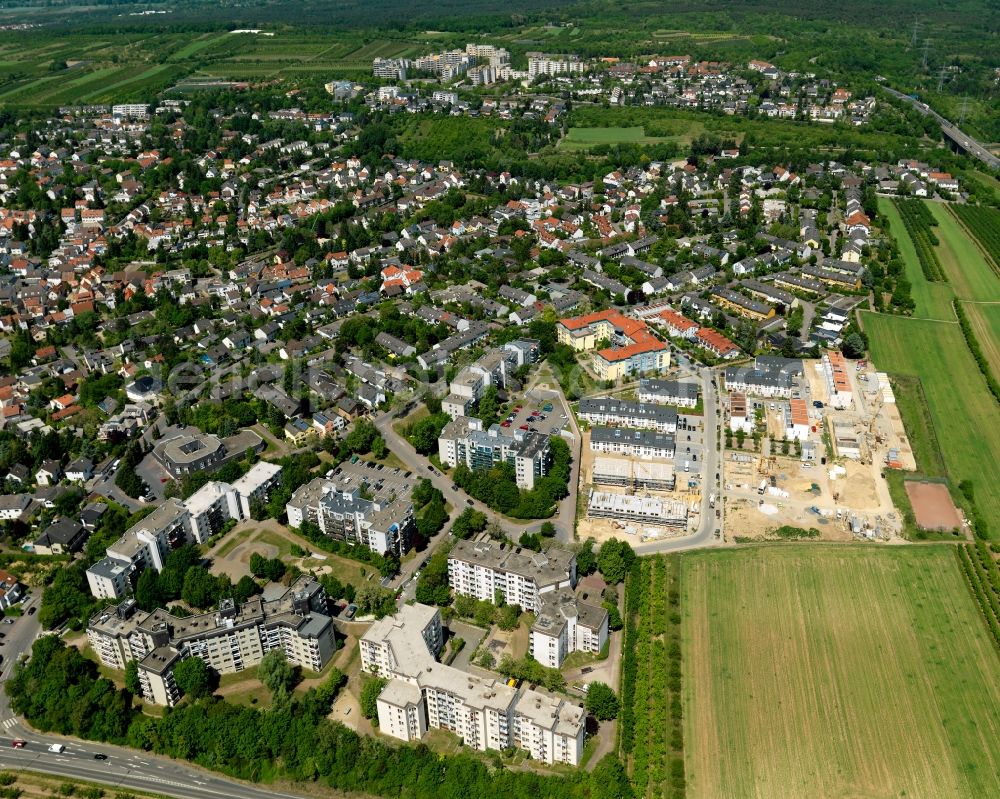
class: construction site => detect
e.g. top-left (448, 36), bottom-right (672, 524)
top-left (577, 430), bottom-right (702, 546)
top-left (722, 355), bottom-right (913, 542)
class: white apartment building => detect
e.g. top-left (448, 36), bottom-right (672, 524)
top-left (437, 416), bottom-right (551, 491)
top-left (86, 463), bottom-right (283, 599)
top-left (529, 590), bottom-right (609, 669)
top-left (285, 474), bottom-right (415, 556)
top-left (511, 691), bottom-right (586, 765)
top-left (87, 577), bottom-right (336, 706)
top-left (360, 603), bottom-right (585, 764)
top-left (447, 539), bottom-right (576, 613)
top-left (112, 103), bottom-right (149, 119)
top-left (527, 53), bottom-right (586, 78)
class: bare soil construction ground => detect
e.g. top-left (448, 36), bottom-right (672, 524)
top-left (577, 429), bottom-right (702, 545)
top-left (905, 480), bottom-right (963, 531)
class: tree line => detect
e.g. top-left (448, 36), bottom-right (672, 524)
top-left (7, 636), bottom-right (632, 799)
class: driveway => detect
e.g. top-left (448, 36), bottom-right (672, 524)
top-left (446, 620), bottom-right (487, 671)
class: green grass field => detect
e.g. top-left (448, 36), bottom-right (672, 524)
top-left (876, 198), bottom-right (954, 320)
top-left (559, 126), bottom-right (676, 151)
top-left (928, 202), bottom-right (1000, 302)
top-left (682, 545), bottom-right (1000, 799)
top-left (862, 311), bottom-right (1000, 529)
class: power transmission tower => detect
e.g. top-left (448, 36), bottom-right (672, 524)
top-left (921, 39), bottom-right (931, 71)
top-left (959, 96), bottom-right (969, 126)
top-left (937, 66), bottom-right (947, 93)
top-left (911, 18), bottom-right (920, 47)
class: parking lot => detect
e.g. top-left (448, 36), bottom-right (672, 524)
top-left (497, 392), bottom-right (569, 437)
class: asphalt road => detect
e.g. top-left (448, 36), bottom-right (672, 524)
top-left (0, 596), bottom-right (309, 799)
top-left (634, 367), bottom-right (723, 555)
top-left (884, 86), bottom-right (1000, 170)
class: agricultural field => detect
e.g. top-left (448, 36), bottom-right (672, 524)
top-left (862, 311), bottom-right (1000, 532)
top-left (893, 198), bottom-right (945, 281)
top-left (0, 30), bottom-right (425, 106)
top-left (682, 545), bottom-right (1000, 799)
top-left (928, 202), bottom-right (1000, 302)
top-left (877, 198), bottom-right (953, 320)
top-left (961, 303), bottom-right (1000, 377)
top-left (950, 204), bottom-right (1000, 275)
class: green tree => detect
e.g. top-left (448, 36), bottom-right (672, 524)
top-left (360, 677), bottom-right (387, 723)
top-left (172, 657), bottom-right (212, 699)
top-left (597, 538), bottom-right (636, 584)
top-left (125, 660), bottom-right (141, 696)
top-left (585, 682), bottom-right (620, 720)
top-left (258, 650), bottom-right (297, 698)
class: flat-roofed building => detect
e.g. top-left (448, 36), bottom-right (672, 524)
top-left (285, 463), bottom-right (416, 556)
top-left (437, 416), bottom-right (551, 490)
top-left (587, 490), bottom-right (689, 527)
top-left (592, 457), bottom-right (675, 491)
top-left (87, 577), bottom-right (336, 706)
top-left (511, 688), bottom-right (586, 765)
top-left (448, 538), bottom-right (576, 613)
top-left (529, 589), bottom-right (608, 669)
top-left (360, 602), bottom-right (586, 764)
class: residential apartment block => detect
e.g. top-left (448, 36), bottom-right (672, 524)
top-left (529, 589), bottom-right (608, 669)
top-left (87, 576), bottom-right (336, 706)
top-left (578, 397), bottom-right (678, 432)
top-left (637, 379), bottom-right (700, 407)
top-left (447, 538), bottom-right (576, 613)
top-left (527, 53), bottom-right (586, 78)
top-left (86, 463), bottom-right (282, 600)
top-left (724, 356), bottom-right (803, 398)
top-left (285, 473), bottom-right (415, 556)
top-left (437, 416), bottom-right (550, 490)
top-left (589, 426), bottom-right (676, 459)
top-left (361, 603), bottom-right (585, 765)
top-left (557, 309), bottom-right (670, 381)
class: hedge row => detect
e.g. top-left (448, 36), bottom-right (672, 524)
top-left (956, 545), bottom-right (1000, 652)
top-left (895, 199), bottom-right (944, 281)
top-left (953, 300), bottom-right (1000, 406)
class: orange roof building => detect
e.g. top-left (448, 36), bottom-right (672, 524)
top-left (557, 309), bottom-right (670, 380)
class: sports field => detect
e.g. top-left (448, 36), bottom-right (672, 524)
top-left (862, 311), bottom-right (1000, 528)
top-left (876, 198), bottom-right (953, 320)
top-left (682, 545), bottom-right (1000, 799)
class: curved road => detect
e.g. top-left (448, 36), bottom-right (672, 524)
top-left (884, 86), bottom-right (1000, 170)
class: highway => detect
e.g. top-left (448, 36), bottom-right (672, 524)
top-left (884, 86), bottom-right (1000, 171)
